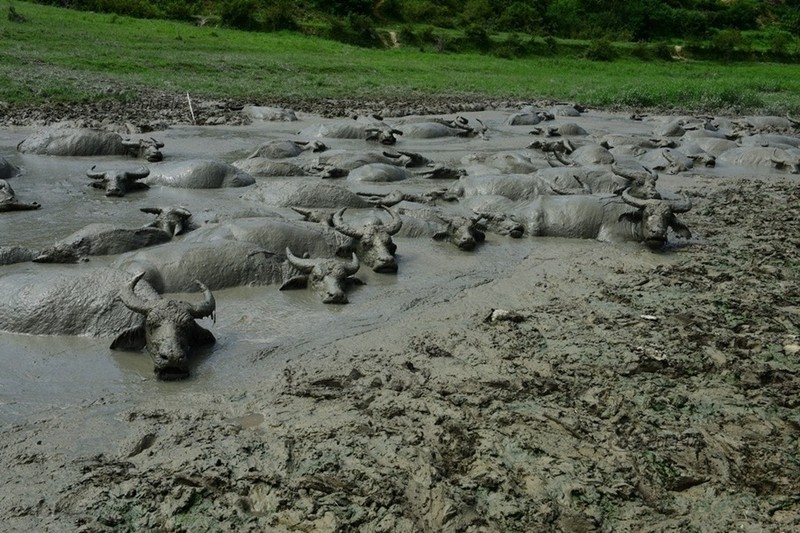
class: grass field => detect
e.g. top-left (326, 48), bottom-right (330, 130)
top-left (2, 1), bottom-right (799, 114)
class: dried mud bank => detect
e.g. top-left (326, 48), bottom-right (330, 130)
top-left (1, 101), bottom-right (799, 532)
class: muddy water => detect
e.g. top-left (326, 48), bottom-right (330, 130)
top-left (0, 112), bottom-right (536, 425)
top-left (0, 108), bottom-right (789, 426)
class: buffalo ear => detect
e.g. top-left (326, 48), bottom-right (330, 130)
top-left (618, 211), bottom-right (642, 224)
top-left (191, 325), bottom-right (216, 347)
top-left (474, 229), bottom-right (486, 242)
top-left (432, 231), bottom-right (449, 241)
top-left (280, 276), bottom-right (308, 291)
top-left (346, 277), bottom-right (365, 287)
top-left (110, 327), bottom-right (146, 351)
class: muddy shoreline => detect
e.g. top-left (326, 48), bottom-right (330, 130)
top-left (1, 98), bottom-right (799, 532)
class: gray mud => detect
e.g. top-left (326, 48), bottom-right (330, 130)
top-left (1, 104), bottom-right (798, 532)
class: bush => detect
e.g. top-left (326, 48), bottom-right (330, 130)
top-left (219, 0), bottom-right (262, 30)
top-left (584, 38), bottom-right (617, 61)
top-left (464, 24), bottom-right (492, 53)
top-left (326, 14), bottom-right (382, 48)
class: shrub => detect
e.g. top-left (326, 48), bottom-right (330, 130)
top-left (326, 14), bottom-right (382, 48)
top-left (584, 38), bottom-right (617, 61)
top-left (219, 0), bottom-right (262, 31)
top-left (464, 24), bottom-right (492, 53)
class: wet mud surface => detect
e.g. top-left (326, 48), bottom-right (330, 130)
top-left (1, 97), bottom-right (799, 532)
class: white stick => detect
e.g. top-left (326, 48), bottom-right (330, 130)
top-left (186, 92), bottom-right (196, 125)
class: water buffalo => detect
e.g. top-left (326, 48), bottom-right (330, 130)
top-left (246, 139), bottom-right (326, 159)
top-left (312, 149), bottom-right (431, 171)
top-left (242, 106), bottom-right (299, 122)
top-left (332, 206), bottom-right (402, 273)
top-left (281, 248), bottom-right (361, 304)
top-left (241, 180), bottom-right (377, 208)
top-left (407, 211), bottom-right (485, 250)
top-left (717, 147), bottom-right (799, 174)
top-left (140, 206), bottom-right (194, 236)
top-left (114, 239), bottom-right (285, 293)
top-left (33, 206), bottom-right (192, 263)
top-left (232, 157), bottom-right (311, 177)
top-left (472, 189), bottom-right (692, 250)
top-left (345, 163), bottom-right (464, 182)
top-left (448, 173), bottom-right (584, 201)
top-left (0, 267), bottom-right (214, 379)
top-left (87, 165), bottom-right (151, 197)
top-left (113, 272), bottom-right (216, 380)
top-left (17, 128), bottom-right (164, 160)
top-left (393, 116), bottom-right (486, 139)
top-left (0, 156), bottom-right (21, 180)
top-left (0, 245), bottom-right (38, 265)
top-left (461, 151), bottom-right (550, 175)
top-left (182, 217), bottom-right (355, 259)
top-left (299, 118), bottom-right (403, 145)
top-left (0, 179), bottom-right (40, 212)
top-left (145, 160), bottom-right (255, 188)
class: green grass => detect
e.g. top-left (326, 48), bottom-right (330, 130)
top-left (2, 1), bottom-right (800, 114)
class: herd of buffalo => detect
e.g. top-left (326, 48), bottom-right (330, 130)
top-left (1, 104), bottom-right (798, 379)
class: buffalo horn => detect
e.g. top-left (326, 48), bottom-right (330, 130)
top-left (119, 272), bottom-right (155, 315)
top-left (189, 280), bottom-right (216, 318)
top-left (612, 163), bottom-right (655, 183)
top-left (126, 166), bottom-right (150, 180)
top-left (344, 252), bottom-right (360, 276)
top-left (140, 207), bottom-right (163, 215)
top-left (381, 206), bottom-right (403, 235)
top-left (332, 208), bottom-right (364, 239)
top-left (621, 189), bottom-right (657, 209)
top-left (285, 247), bottom-right (316, 273)
top-left (86, 165), bottom-right (106, 179)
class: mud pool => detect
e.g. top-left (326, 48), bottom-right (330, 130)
top-left (2, 106), bottom-right (799, 532)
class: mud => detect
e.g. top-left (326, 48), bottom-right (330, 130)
top-left (0, 98), bottom-right (798, 532)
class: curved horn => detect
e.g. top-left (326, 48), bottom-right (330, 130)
top-left (621, 189), bottom-right (657, 209)
top-left (612, 163), bottom-right (652, 183)
top-left (668, 194), bottom-right (693, 213)
top-left (291, 206), bottom-right (314, 219)
top-left (381, 206), bottom-right (403, 235)
top-left (119, 272), bottom-right (155, 315)
top-left (332, 208), bottom-right (364, 239)
top-left (189, 280), bottom-right (216, 318)
top-left (126, 166), bottom-right (150, 180)
top-left (344, 252), bottom-right (360, 276)
top-left (86, 165), bottom-right (106, 179)
top-left (151, 137), bottom-right (165, 148)
top-left (173, 206), bottom-right (192, 219)
top-left (553, 149), bottom-right (572, 166)
top-left (285, 247), bottom-right (316, 273)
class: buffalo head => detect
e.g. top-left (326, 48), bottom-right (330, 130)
top-left (281, 247), bottom-right (360, 304)
top-left (620, 189), bottom-right (692, 250)
top-left (113, 272), bottom-right (216, 380)
top-left (332, 206), bottom-right (401, 273)
top-left (140, 206), bottom-right (193, 235)
top-left (87, 165), bottom-right (150, 197)
top-left (122, 137), bottom-right (164, 162)
top-left (0, 179), bottom-right (41, 212)
top-left (365, 125), bottom-right (403, 145)
top-left (433, 215), bottom-right (486, 251)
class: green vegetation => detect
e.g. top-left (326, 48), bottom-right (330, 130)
top-left (1, 1), bottom-right (799, 114)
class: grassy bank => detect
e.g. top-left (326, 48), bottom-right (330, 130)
top-left (2, 1), bottom-right (799, 114)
